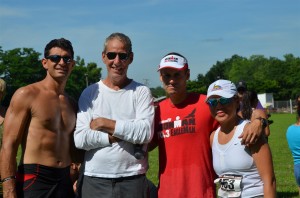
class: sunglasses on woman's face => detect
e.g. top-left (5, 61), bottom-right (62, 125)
top-left (206, 97), bottom-right (233, 107)
top-left (106, 52), bottom-right (129, 60)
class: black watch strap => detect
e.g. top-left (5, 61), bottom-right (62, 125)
top-left (256, 117), bottom-right (268, 128)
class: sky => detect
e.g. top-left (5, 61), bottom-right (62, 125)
top-left (0, 0), bottom-right (299, 88)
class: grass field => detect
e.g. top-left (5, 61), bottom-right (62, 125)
top-left (1, 113), bottom-right (299, 197)
top-left (268, 113), bottom-right (299, 197)
top-left (146, 113), bottom-right (300, 197)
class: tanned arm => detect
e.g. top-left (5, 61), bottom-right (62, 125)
top-left (251, 137), bottom-right (276, 197)
top-left (1, 88), bottom-right (31, 198)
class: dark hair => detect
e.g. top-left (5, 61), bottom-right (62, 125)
top-left (241, 90), bottom-right (258, 120)
top-left (103, 32), bottom-right (132, 54)
top-left (297, 99), bottom-right (300, 119)
top-left (296, 95), bottom-right (300, 103)
top-left (164, 52), bottom-right (187, 59)
top-left (44, 38), bottom-right (74, 59)
top-left (236, 81), bottom-right (247, 92)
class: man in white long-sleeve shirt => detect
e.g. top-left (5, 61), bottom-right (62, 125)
top-left (74, 32), bottom-right (155, 198)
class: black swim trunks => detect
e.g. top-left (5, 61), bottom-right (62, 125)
top-left (16, 164), bottom-right (75, 198)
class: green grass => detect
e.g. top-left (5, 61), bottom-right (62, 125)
top-left (147, 147), bottom-right (159, 185)
top-left (146, 113), bottom-right (300, 197)
top-left (268, 113), bottom-right (299, 197)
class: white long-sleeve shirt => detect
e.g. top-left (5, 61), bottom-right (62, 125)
top-left (74, 80), bottom-right (154, 178)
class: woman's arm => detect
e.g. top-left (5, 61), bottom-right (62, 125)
top-left (251, 137), bottom-right (276, 197)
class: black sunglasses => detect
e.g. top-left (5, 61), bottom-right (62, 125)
top-left (45, 55), bottom-right (72, 64)
top-left (206, 97), bottom-right (233, 107)
top-left (106, 52), bottom-right (129, 60)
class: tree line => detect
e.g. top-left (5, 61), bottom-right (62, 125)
top-left (152, 54), bottom-right (300, 101)
top-left (1, 46), bottom-right (300, 106)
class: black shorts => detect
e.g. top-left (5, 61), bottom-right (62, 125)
top-left (16, 164), bottom-right (75, 198)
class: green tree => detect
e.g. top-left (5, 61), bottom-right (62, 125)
top-left (2, 45), bottom-right (300, 102)
top-left (187, 74), bottom-right (208, 94)
top-left (150, 86), bottom-right (165, 98)
top-left (0, 47), bottom-right (44, 106)
top-left (67, 58), bottom-right (102, 101)
top-left (186, 53), bottom-right (300, 100)
top-left (205, 55), bottom-right (244, 84)
top-left (280, 54), bottom-right (300, 99)
top-left (227, 55), bottom-right (252, 84)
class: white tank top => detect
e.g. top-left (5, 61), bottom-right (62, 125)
top-left (212, 120), bottom-right (264, 197)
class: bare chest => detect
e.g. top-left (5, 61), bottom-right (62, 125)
top-left (30, 95), bottom-right (76, 133)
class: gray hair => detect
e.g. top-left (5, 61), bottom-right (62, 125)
top-left (103, 32), bottom-right (132, 53)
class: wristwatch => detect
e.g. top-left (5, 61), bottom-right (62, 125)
top-left (256, 117), bottom-right (268, 128)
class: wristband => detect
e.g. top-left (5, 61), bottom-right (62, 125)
top-left (1, 175), bottom-right (16, 183)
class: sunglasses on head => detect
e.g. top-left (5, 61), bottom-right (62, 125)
top-left (206, 97), bottom-right (233, 107)
top-left (46, 55), bottom-right (72, 64)
top-left (106, 52), bottom-right (129, 60)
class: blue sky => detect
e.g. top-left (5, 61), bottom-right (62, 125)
top-left (0, 0), bottom-right (299, 88)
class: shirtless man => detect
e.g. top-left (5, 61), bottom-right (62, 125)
top-left (0, 38), bottom-right (80, 198)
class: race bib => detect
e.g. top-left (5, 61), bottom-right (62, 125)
top-left (214, 174), bottom-right (242, 198)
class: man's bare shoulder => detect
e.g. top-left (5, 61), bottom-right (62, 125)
top-left (11, 83), bottom-right (41, 104)
top-left (4, 83), bottom-right (42, 133)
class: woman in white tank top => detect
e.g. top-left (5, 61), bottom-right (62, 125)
top-left (206, 79), bottom-right (276, 198)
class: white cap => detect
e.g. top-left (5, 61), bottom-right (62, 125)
top-left (158, 54), bottom-right (188, 70)
top-left (206, 79), bottom-right (237, 100)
